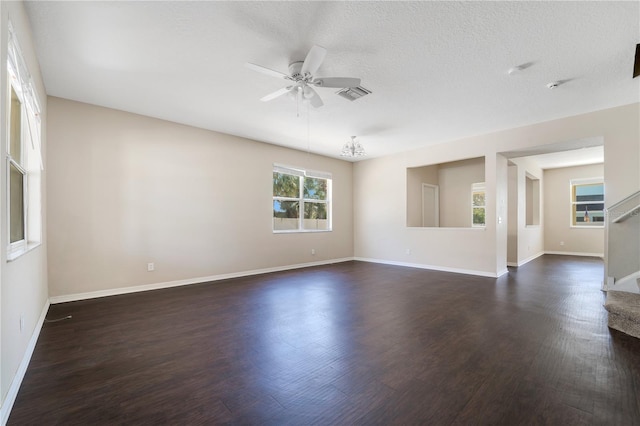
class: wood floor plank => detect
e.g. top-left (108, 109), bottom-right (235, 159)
top-left (8, 255), bottom-right (640, 424)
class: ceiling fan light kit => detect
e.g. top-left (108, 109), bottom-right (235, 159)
top-left (341, 136), bottom-right (366, 158)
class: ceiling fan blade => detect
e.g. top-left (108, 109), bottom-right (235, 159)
top-left (301, 45), bottom-right (327, 75)
top-left (312, 77), bottom-right (361, 88)
top-left (634, 44), bottom-right (640, 78)
top-left (305, 86), bottom-right (324, 108)
top-left (260, 87), bottom-right (291, 102)
top-left (246, 63), bottom-right (289, 80)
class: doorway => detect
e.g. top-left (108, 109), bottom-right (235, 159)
top-left (422, 183), bottom-right (439, 227)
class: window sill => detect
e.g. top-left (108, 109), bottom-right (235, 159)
top-left (407, 226), bottom-right (486, 230)
top-left (570, 225), bottom-right (605, 229)
top-left (273, 229), bottom-right (333, 234)
top-left (7, 241), bottom-right (41, 262)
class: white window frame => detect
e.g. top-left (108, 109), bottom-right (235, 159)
top-left (273, 164), bottom-right (332, 233)
top-left (570, 177), bottom-right (604, 228)
top-left (6, 22), bottom-right (43, 260)
top-left (471, 182), bottom-right (486, 227)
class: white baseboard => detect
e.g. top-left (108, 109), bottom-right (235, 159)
top-left (544, 251), bottom-right (604, 258)
top-left (49, 258), bottom-right (354, 304)
top-left (507, 252), bottom-right (545, 268)
top-left (496, 268), bottom-right (509, 277)
top-left (1, 300), bottom-right (49, 426)
top-left (354, 257), bottom-right (500, 278)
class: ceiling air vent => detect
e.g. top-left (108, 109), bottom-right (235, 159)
top-left (336, 86), bottom-right (371, 101)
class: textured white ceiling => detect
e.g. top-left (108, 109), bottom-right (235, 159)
top-left (24, 1), bottom-right (640, 161)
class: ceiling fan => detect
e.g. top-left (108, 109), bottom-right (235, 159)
top-left (246, 45), bottom-right (361, 108)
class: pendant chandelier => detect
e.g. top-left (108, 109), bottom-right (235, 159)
top-left (340, 136), bottom-right (366, 157)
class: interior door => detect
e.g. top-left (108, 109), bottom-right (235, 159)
top-left (422, 183), bottom-right (439, 227)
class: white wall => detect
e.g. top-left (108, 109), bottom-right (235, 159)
top-left (543, 163), bottom-right (604, 256)
top-left (354, 144), bottom-right (497, 277)
top-left (507, 165), bottom-right (518, 264)
top-left (0, 0), bottom-right (49, 417)
top-left (354, 103), bottom-right (639, 277)
top-left (46, 97), bottom-right (354, 299)
top-left (438, 157), bottom-right (485, 228)
top-left (510, 158), bottom-right (544, 265)
top-left (406, 164), bottom-right (438, 227)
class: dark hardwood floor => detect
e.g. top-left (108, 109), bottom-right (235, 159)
top-left (9, 255), bottom-right (640, 425)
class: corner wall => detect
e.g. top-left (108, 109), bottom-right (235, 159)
top-left (510, 157), bottom-right (544, 265)
top-left (46, 97), bottom-right (354, 299)
top-left (0, 0), bottom-right (49, 420)
top-left (543, 163), bottom-right (604, 256)
top-left (353, 103), bottom-right (639, 277)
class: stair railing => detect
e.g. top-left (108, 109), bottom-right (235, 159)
top-left (606, 190), bottom-right (640, 292)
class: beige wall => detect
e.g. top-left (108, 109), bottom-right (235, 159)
top-left (507, 165), bottom-right (518, 264)
top-left (495, 154), bottom-right (508, 274)
top-left (544, 163), bottom-right (604, 255)
top-left (406, 158), bottom-right (484, 228)
top-left (0, 0), bottom-right (49, 413)
top-left (354, 103), bottom-right (639, 277)
top-left (354, 143), bottom-right (498, 276)
top-left (438, 157), bottom-right (485, 227)
top-left (46, 97), bottom-right (353, 298)
top-left (510, 158), bottom-right (544, 264)
top-left (406, 164), bottom-right (438, 227)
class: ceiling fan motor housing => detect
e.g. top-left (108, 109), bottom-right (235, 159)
top-left (288, 61), bottom-right (305, 80)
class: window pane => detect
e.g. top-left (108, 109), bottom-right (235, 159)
top-left (273, 200), bottom-right (299, 230)
top-left (304, 202), bottom-right (328, 230)
top-left (575, 183), bottom-right (604, 202)
top-left (273, 172), bottom-right (299, 198)
top-left (303, 177), bottom-right (327, 200)
top-left (10, 163), bottom-right (25, 243)
top-left (472, 207), bottom-right (485, 226)
top-left (10, 86), bottom-right (22, 163)
top-left (472, 192), bottom-right (485, 207)
top-left (573, 203), bottom-right (604, 225)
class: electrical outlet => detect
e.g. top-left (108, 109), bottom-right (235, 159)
top-left (147, 262), bottom-right (155, 272)
top-left (311, 249), bottom-right (316, 255)
top-left (560, 241), bottom-right (565, 246)
top-left (19, 314), bottom-right (24, 333)
top-left (406, 249), bottom-right (411, 255)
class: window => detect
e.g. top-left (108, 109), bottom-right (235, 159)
top-left (472, 182), bottom-right (486, 227)
top-left (6, 23), bottom-right (43, 259)
top-left (571, 178), bottom-right (604, 227)
top-left (273, 165), bottom-right (331, 232)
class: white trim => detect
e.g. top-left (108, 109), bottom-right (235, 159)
top-left (1, 300), bottom-right (49, 426)
top-left (354, 257), bottom-right (500, 278)
top-left (544, 251), bottom-right (604, 258)
top-left (406, 226), bottom-right (486, 231)
top-left (496, 268), bottom-right (509, 277)
top-left (571, 176), bottom-right (604, 186)
top-left (50, 258), bottom-right (354, 304)
top-left (570, 177), bottom-right (604, 227)
top-left (508, 251), bottom-right (545, 267)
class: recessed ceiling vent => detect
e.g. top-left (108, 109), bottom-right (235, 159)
top-left (336, 86), bottom-right (371, 101)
